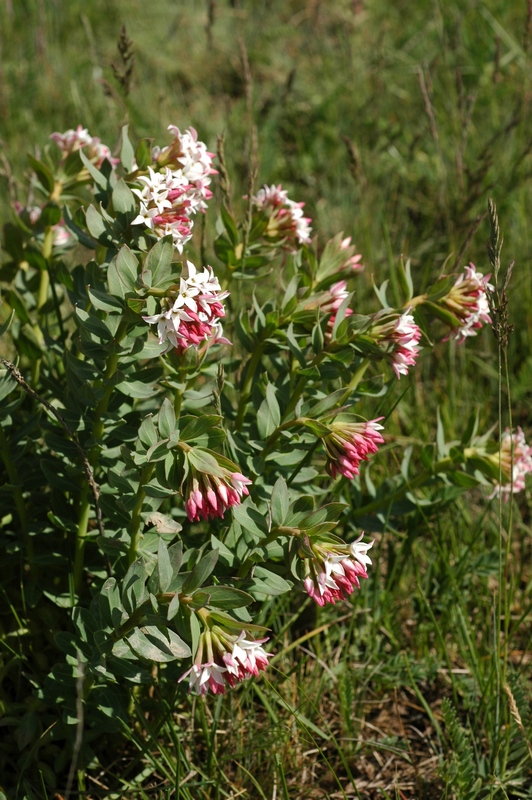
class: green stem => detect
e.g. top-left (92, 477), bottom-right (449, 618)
top-left (127, 464), bottom-right (154, 565)
top-left (235, 340), bottom-right (266, 430)
top-left (37, 226), bottom-right (53, 313)
top-left (74, 319), bottom-right (129, 593)
top-left (337, 358), bottom-right (370, 406)
top-left (495, 338), bottom-right (503, 746)
top-left (73, 484), bottom-right (91, 592)
top-left (287, 439), bottom-right (321, 487)
top-left (262, 418), bottom-right (304, 457)
top-left (501, 347), bottom-right (513, 697)
top-left (0, 425), bottom-right (30, 540)
top-left (282, 351), bottom-right (327, 422)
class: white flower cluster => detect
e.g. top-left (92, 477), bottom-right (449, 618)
top-left (132, 126), bottom-right (216, 251)
top-left (143, 260), bottom-right (230, 353)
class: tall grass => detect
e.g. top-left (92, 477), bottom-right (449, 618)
top-left (1, 1), bottom-right (532, 797)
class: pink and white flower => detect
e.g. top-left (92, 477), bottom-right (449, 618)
top-left (303, 533), bottom-right (373, 606)
top-left (133, 126), bottom-right (216, 250)
top-left (490, 427), bottom-right (532, 499)
top-left (50, 125), bottom-right (118, 168)
top-left (179, 628), bottom-right (272, 695)
top-left (252, 183), bottom-right (312, 250)
top-left (323, 417), bottom-right (385, 480)
top-left (181, 447), bottom-right (252, 523)
top-left (222, 633), bottom-right (272, 684)
top-left (440, 263), bottom-right (493, 343)
top-left (143, 261), bottom-right (229, 353)
top-left (368, 310), bottom-right (422, 379)
top-left (131, 167), bottom-right (195, 252)
top-left (179, 662), bottom-right (228, 695)
top-left (339, 236), bottom-right (364, 272)
top-left (300, 280), bottom-right (354, 338)
top-left (14, 203), bottom-right (74, 248)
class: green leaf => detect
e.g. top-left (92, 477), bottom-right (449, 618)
top-left (86, 205), bottom-right (113, 244)
top-left (145, 512), bottom-right (182, 534)
top-left (135, 138), bottom-right (153, 171)
top-left (79, 148), bottom-right (109, 189)
top-left (305, 389), bottom-right (346, 418)
top-left (138, 414), bottom-right (158, 448)
top-left (257, 383), bottom-right (281, 439)
top-left (179, 415), bottom-right (223, 442)
top-left (146, 438), bottom-right (171, 462)
top-left (122, 560), bottom-right (149, 614)
top-left (436, 407), bottom-right (446, 458)
top-left (157, 539), bottom-right (173, 593)
top-left (397, 257), bottom-right (414, 302)
top-left (158, 397), bottom-right (176, 439)
top-left (247, 566), bottom-right (292, 597)
top-left (192, 586), bottom-right (254, 610)
top-left (112, 178), bottom-right (137, 221)
top-left (302, 419), bottom-right (331, 437)
top-left (75, 307), bottom-right (113, 340)
top-left (167, 593), bottom-right (180, 621)
top-left (88, 287), bottom-right (124, 313)
top-left (300, 503), bottom-right (346, 529)
top-left (187, 447), bottom-right (223, 476)
top-left (271, 477), bottom-right (290, 527)
top-left (63, 205), bottom-right (98, 249)
top-left (27, 154), bottom-right (54, 193)
top-left (182, 549), bottom-right (219, 594)
top-left (311, 320), bottom-right (324, 354)
top-left (40, 202), bottom-right (62, 227)
top-left (232, 499), bottom-right (268, 538)
top-left (120, 124), bottom-right (135, 172)
top-left (116, 379), bottom-right (159, 399)
top-left (144, 237), bottom-right (175, 290)
top-left (424, 300), bottom-right (461, 329)
top-left (127, 626), bottom-right (191, 661)
top-left (108, 245), bottom-right (139, 300)
top-left (220, 202), bottom-right (239, 246)
top-left (4, 289), bottom-right (32, 325)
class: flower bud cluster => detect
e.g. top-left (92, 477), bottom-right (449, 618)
top-left (322, 417), bottom-right (385, 480)
top-left (14, 203), bottom-right (74, 249)
top-left (50, 125), bottom-right (118, 168)
top-left (368, 310), bottom-right (422, 379)
top-left (302, 534), bottom-right (373, 606)
top-left (440, 263), bottom-right (493, 343)
top-left (132, 126), bottom-right (216, 251)
top-left (143, 261), bottom-right (230, 353)
top-left (179, 627), bottom-right (271, 695)
top-left (489, 427), bottom-right (532, 499)
top-left (301, 280), bottom-right (354, 338)
top-left (252, 184), bottom-right (312, 251)
top-left (339, 236), bottom-right (364, 273)
top-left (180, 448), bottom-right (252, 523)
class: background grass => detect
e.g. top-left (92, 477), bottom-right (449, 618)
top-left (2, 1), bottom-right (532, 797)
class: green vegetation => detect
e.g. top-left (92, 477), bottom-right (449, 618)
top-left (1, 1), bottom-right (532, 798)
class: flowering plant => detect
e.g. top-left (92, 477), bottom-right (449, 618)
top-left (0, 122), bottom-right (528, 778)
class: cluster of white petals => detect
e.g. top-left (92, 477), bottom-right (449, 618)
top-left (304, 535), bottom-right (374, 607)
top-left (179, 632), bottom-right (271, 695)
top-left (133, 126), bottom-right (216, 250)
top-left (369, 310), bottom-right (422, 379)
top-left (131, 167), bottom-right (195, 252)
top-left (443, 263), bottom-right (493, 343)
top-left (143, 261), bottom-right (230, 353)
